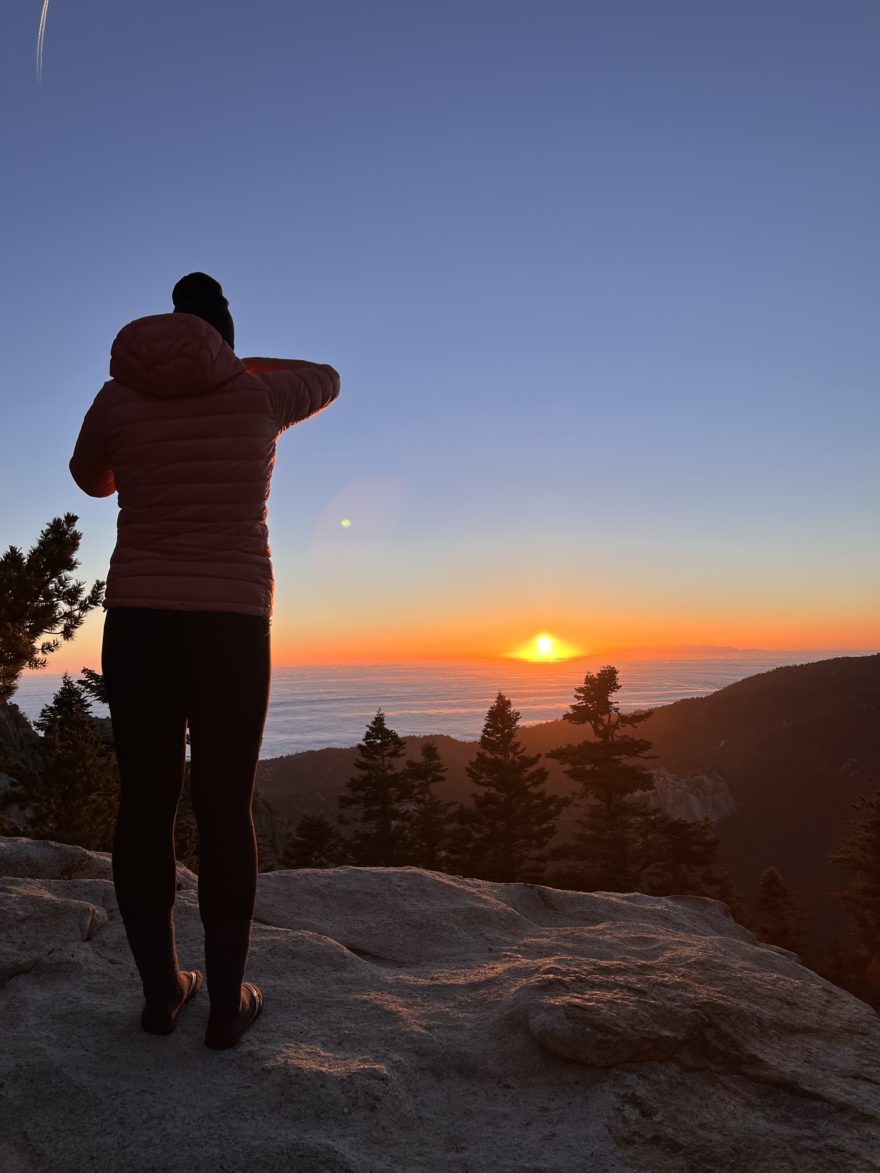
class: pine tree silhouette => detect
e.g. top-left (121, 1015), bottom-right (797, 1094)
top-left (0, 514), bottom-right (104, 702)
top-left (283, 812), bottom-right (346, 868)
top-left (463, 693), bottom-right (566, 883)
top-left (635, 808), bottom-right (732, 900)
top-left (402, 741), bottom-right (455, 871)
top-left (754, 865), bottom-right (807, 954)
top-left (339, 709), bottom-right (411, 865)
top-left (550, 666), bottom-right (654, 890)
top-left (22, 674), bottom-right (118, 850)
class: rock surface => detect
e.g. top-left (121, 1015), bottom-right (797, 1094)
top-left (646, 768), bottom-right (736, 822)
top-left (1, 836), bottom-right (879, 1173)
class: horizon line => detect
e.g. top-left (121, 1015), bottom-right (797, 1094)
top-left (18, 644), bottom-right (880, 680)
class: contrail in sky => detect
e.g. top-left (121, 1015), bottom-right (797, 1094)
top-left (36, 0), bottom-right (49, 83)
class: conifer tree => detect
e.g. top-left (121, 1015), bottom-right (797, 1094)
top-left (754, 865), bottom-right (807, 954)
top-left (77, 667), bottom-right (109, 707)
top-left (0, 515), bottom-right (104, 702)
top-left (634, 808), bottom-right (731, 900)
top-left (25, 674), bottom-right (118, 851)
top-left (549, 666), bottom-right (654, 890)
top-left (463, 693), bottom-right (566, 883)
top-left (402, 741), bottom-right (455, 871)
top-left (283, 813), bottom-right (346, 868)
top-left (831, 790), bottom-right (880, 1002)
top-left (338, 710), bottom-right (411, 865)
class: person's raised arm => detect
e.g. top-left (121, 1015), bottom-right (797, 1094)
top-left (242, 357), bottom-right (340, 433)
top-left (70, 390), bottom-right (115, 498)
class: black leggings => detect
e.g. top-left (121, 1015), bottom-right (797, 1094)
top-left (102, 607), bottom-right (270, 927)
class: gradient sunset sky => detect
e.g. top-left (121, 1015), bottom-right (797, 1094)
top-left (2, 0), bottom-right (878, 670)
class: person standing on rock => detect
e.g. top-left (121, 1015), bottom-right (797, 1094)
top-left (70, 273), bottom-right (340, 1048)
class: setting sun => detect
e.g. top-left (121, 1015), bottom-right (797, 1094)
top-left (509, 632), bottom-right (582, 662)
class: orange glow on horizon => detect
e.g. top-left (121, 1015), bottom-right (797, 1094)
top-left (265, 617), bottom-right (880, 666)
top-left (32, 603), bottom-right (880, 677)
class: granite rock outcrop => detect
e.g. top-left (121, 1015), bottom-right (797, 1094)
top-left (1, 836), bottom-right (878, 1173)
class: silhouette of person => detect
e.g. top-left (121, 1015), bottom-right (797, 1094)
top-left (70, 273), bottom-right (340, 1047)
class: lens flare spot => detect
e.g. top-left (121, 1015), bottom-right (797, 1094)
top-left (340, 518), bottom-right (352, 528)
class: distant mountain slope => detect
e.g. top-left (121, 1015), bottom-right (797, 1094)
top-left (257, 655), bottom-right (880, 941)
top-left (643, 654), bottom-right (880, 935)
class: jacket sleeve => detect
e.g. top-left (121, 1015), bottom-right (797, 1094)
top-left (241, 358), bottom-right (340, 433)
top-left (70, 390), bottom-right (116, 498)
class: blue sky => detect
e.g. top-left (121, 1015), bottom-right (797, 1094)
top-left (2, 0), bottom-right (878, 664)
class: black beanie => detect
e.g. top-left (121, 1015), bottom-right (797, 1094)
top-left (172, 272), bottom-right (235, 349)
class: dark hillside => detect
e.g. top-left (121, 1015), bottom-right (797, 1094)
top-left (643, 654), bottom-right (880, 934)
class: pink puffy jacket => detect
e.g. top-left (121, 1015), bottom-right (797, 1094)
top-left (70, 313), bottom-right (340, 617)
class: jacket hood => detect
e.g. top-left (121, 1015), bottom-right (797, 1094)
top-left (109, 313), bottom-right (244, 398)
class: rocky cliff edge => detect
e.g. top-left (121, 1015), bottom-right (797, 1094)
top-left (1, 836), bottom-right (878, 1173)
